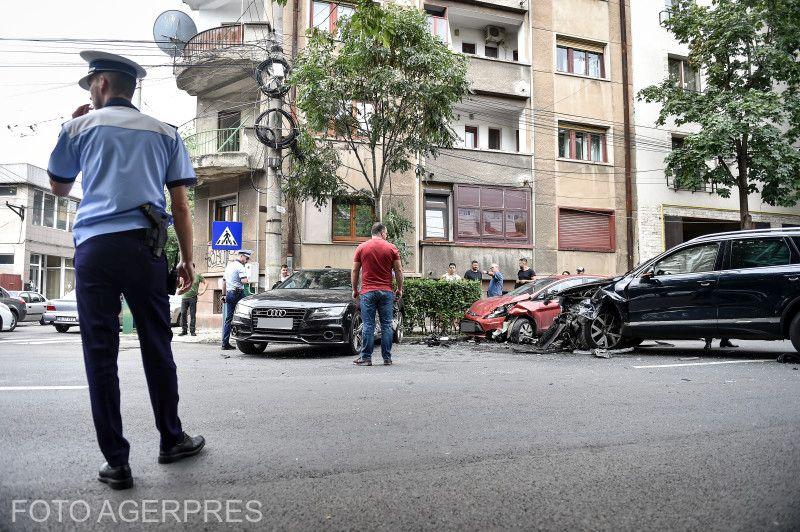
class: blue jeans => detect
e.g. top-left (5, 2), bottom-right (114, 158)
top-left (222, 289), bottom-right (244, 347)
top-left (359, 290), bottom-right (394, 361)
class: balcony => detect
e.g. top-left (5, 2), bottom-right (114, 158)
top-left (427, 147), bottom-right (532, 187)
top-left (183, 127), bottom-right (262, 181)
top-left (467, 56), bottom-right (530, 99)
top-left (174, 22), bottom-right (271, 96)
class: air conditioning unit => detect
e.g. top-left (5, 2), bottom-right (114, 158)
top-left (484, 25), bottom-right (506, 44)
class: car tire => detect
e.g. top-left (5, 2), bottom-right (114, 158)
top-left (8, 311), bottom-right (17, 332)
top-left (581, 307), bottom-right (624, 350)
top-left (347, 312), bottom-right (363, 358)
top-left (790, 312), bottom-right (800, 354)
top-left (393, 312), bottom-right (404, 344)
top-left (236, 340), bottom-right (268, 355)
top-left (54, 324), bottom-right (70, 333)
top-left (39, 317), bottom-right (45, 325)
top-left (509, 317), bottom-right (536, 344)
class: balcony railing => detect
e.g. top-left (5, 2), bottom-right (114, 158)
top-left (183, 24), bottom-right (243, 58)
top-left (183, 127), bottom-right (243, 158)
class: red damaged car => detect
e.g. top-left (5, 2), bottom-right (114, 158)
top-left (460, 275), bottom-right (602, 341)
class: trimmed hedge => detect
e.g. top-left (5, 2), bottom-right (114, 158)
top-left (403, 278), bottom-right (482, 335)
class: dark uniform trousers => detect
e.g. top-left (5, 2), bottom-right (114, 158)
top-left (74, 230), bottom-right (183, 466)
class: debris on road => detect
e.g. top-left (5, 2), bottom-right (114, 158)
top-left (777, 353), bottom-right (800, 364)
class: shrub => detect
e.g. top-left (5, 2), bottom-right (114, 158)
top-left (403, 279), bottom-right (482, 335)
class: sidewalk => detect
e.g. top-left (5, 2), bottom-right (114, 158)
top-left (119, 328), bottom-right (221, 345)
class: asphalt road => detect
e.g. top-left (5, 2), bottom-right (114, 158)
top-left (1, 323), bottom-right (799, 531)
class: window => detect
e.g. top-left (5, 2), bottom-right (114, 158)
top-left (67, 200), bottom-right (78, 231)
top-left (515, 129), bottom-right (520, 152)
top-left (425, 5), bottom-right (448, 43)
top-left (0, 186), bottom-right (16, 196)
top-left (332, 198), bottom-right (375, 241)
top-left (56, 197), bottom-right (68, 230)
top-left (423, 193), bottom-right (449, 240)
top-left (0, 254), bottom-right (13, 265)
top-left (558, 126), bottom-right (607, 163)
top-left (729, 239), bottom-right (792, 269)
top-left (484, 46), bottom-right (498, 59)
top-left (669, 57), bottom-right (699, 91)
top-left (43, 193), bottom-right (55, 228)
top-left (29, 254), bottom-right (41, 292)
top-left (464, 126), bottom-right (478, 149)
top-left (558, 208), bottom-right (615, 252)
top-left (210, 196), bottom-right (237, 239)
top-left (668, 136), bottom-right (710, 192)
top-left (454, 185), bottom-right (530, 244)
top-left (29, 188), bottom-right (77, 231)
top-left (313, 1), bottom-right (354, 37)
top-left (32, 189), bottom-right (43, 226)
top-left (217, 110), bottom-right (241, 152)
top-left (461, 42), bottom-right (476, 54)
top-left (653, 243), bottom-right (719, 276)
top-left (556, 44), bottom-right (605, 78)
top-left (488, 128), bottom-right (501, 150)
top-left (512, 50), bottom-right (519, 62)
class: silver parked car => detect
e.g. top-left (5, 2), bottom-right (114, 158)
top-left (42, 290), bottom-right (79, 333)
top-left (8, 290), bottom-right (48, 324)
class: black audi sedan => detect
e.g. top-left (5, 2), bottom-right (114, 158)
top-left (553, 227), bottom-right (800, 352)
top-left (230, 268), bottom-right (403, 355)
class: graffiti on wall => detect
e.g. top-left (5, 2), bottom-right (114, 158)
top-left (206, 245), bottom-right (233, 270)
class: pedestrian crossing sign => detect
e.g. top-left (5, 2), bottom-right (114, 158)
top-left (211, 221), bottom-right (242, 250)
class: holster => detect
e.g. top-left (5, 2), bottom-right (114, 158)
top-left (139, 203), bottom-right (169, 258)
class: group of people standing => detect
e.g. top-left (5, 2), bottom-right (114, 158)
top-left (439, 258), bottom-right (536, 296)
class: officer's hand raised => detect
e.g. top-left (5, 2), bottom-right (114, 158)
top-left (175, 261), bottom-right (194, 295)
top-left (72, 104), bottom-right (92, 118)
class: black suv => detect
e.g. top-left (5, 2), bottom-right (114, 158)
top-left (564, 228), bottom-right (800, 352)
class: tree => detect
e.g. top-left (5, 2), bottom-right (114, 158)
top-left (638, 0), bottom-right (800, 228)
top-left (285, 0), bottom-right (469, 217)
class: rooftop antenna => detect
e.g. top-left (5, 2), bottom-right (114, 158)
top-left (152, 10), bottom-right (198, 59)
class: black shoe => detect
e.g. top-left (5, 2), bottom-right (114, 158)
top-left (98, 462), bottom-right (133, 490)
top-left (190, 332), bottom-right (197, 336)
top-left (159, 432), bottom-right (205, 464)
top-left (178, 331), bottom-right (188, 336)
top-left (720, 338), bottom-right (738, 348)
top-left (221, 344), bottom-right (235, 350)
top-left (353, 357), bottom-right (372, 366)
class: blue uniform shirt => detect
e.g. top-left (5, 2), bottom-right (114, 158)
top-left (224, 261), bottom-right (248, 290)
top-left (488, 271), bottom-right (504, 297)
top-left (47, 99), bottom-right (196, 246)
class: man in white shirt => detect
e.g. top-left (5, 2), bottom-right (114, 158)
top-left (221, 250), bottom-right (250, 350)
top-left (440, 263), bottom-right (461, 282)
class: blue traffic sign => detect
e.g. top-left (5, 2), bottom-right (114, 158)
top-left (211, 221), bottom-right (242, 250)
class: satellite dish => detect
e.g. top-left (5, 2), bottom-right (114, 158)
top-left (153, 10), bottom-right (197, 58)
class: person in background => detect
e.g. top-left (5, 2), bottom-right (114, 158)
top-left (351, 222), bottom-right (403, 366)
top-left (441, 263), bottom-right (461, 282)
top-left (561, 270), bottom-right (571, 276)
top-left (485, 263), bottom-right (504, 297)
top-left (464, 260), bottom-right (482, 281)
top-left (178, 264), bottom-right (205, 337)
top-left (516, 258), bottom-right (535, 287)
top-left (272, 264), bottom-right (292, 289)
top-left (576, 267), bottom-right (586, 275)
top-left (221, 250), bottom-right (251, 350)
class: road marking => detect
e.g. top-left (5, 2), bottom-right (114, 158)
top-left (0, 339), bottom-right (83, 346)
top-left (0, 385), bottom-right (87, 391)
top-left (633, 359), bottom-right (769, 369)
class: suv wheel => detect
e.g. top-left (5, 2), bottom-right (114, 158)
top-left (236, 340), bottom-right (268, 355)
top-left (509, 317), bottom-right (536, 344)
top-left (790, 313), bottom-right (800, 354)
top-left (581, 308), bottom-right (624, 350)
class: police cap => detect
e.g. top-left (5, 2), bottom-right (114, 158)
top-left (78, 51), bottom-right (147, 91)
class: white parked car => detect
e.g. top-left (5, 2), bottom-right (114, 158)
top-left (0, 302), bottom-right (15, 331)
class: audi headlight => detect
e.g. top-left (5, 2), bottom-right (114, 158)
top-left (486, 304), bottom-right (511, 319)
top-left (233, 303), bottom-right (253, 319)
top-left (309, 306), bottom-right (348, 319)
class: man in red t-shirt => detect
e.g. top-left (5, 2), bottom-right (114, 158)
top-left (351, 222), bottom-right (404, 366)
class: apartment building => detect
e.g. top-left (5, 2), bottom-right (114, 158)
top-left (630, 1), bottom-right (800, 263)
top-left (0, 164), bottom-right (81, 298)
top-left (173, 0), bottom-right (633, 325)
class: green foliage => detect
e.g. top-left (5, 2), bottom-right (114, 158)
top-left (637, 0), bottom-right (800, 226)
top-left (403, 279), bottom-right (482, 335)
top-left (383, 206), bottom-right (414, 265)
top-left (165, 186), bottom-right (195, 268)
top-left (286, 0), bottom-right (469, 208)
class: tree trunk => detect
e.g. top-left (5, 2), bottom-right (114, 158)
top-left (736, 144), bottom-right (753, 230)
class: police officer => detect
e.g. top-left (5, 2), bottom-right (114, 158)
top-left (47, 51), bottom-right (205, 490)
top-left (221, 250), bottom-right (251, 350)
